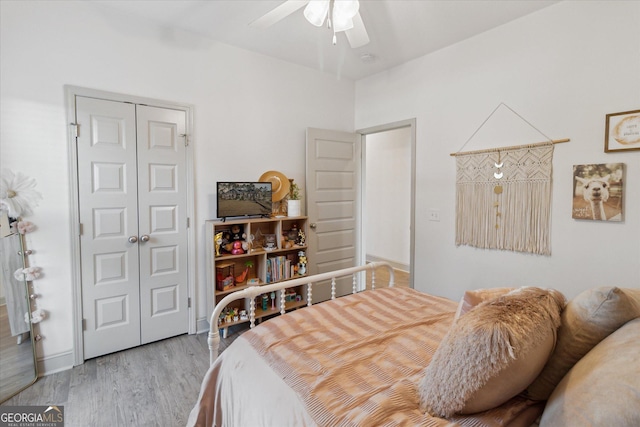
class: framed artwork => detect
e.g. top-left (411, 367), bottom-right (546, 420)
top-left (604, 110), bottom-right (640, 152)
top-left (572, 163), bottom-right (624, 222)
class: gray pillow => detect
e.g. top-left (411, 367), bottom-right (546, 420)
top-left (540, 318), bottom-right (640, 427)
top-left (526, 287), bottom-right (640, 400)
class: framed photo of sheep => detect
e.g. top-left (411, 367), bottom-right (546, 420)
top-left (572, 163), bottom-right (624, 221)
top-left (604, 110), bottom-right (640, 152)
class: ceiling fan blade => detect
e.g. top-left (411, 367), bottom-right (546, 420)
top-left (249, 0), bottom-right (309, 29)
top-left (345, 11), bottom-right (370, 48)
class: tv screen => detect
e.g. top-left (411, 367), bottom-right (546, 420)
top-left (216, 182), bottom-right (272, 219)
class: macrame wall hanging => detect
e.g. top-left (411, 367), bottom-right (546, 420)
top-left (451, 103), bottom-right (569, 256)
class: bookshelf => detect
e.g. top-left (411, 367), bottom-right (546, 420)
top-left (205, 216), bottom-right (308, 337)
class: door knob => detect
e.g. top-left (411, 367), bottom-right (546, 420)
top-left (140, 234), bottom-right (150, 242)
top-left (310, 223), bottom-right (317, 229)
top-left (128, 236), bottom-right (138, 243)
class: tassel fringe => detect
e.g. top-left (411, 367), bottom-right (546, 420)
top-left (455, 144), bottom-right (553, 255)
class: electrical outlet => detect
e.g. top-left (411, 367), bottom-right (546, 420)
top-left (428, 209), bottom-right (440, 222)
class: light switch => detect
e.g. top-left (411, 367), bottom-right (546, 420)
top-left (428, 209), bottom-right (440, 222)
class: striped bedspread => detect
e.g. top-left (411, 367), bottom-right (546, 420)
top-left (242, 287), bottom-right (542, 427)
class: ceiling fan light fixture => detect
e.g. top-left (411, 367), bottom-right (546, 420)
top-left (304, 0), bottom-right (330, 27)
top-left (332, 14), bottom-right (354, 32)
top-left (333, 0), bottom-right (359, 20)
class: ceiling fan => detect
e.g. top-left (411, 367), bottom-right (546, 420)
top-left (250, 0), bottom-right (370, 48)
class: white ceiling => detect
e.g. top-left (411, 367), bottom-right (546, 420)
top-left (91, 0), bottom-right (560, 80)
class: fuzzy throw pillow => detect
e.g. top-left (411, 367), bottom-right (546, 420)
top-left (454, 287), bottom-right (515, 320)
top-left (419, 287), bottom-right (566, 417)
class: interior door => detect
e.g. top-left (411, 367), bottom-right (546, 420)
top-left (76, 97), bottom-right (141, 359)
top-left (136, 105), bottom-right (189, 343)
top-left (306, 128), bottom-right (361, 300)
top-left (76, 97), bottom-right (188, 359)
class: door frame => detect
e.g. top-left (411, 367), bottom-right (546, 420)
top-left (65, 86), bottom-right (196, 365)
top-left (356, 118), bottom-right (416, 288)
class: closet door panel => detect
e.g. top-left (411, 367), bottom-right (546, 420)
top-left (76, 96), bottom-right (141, 359)
top-left (136, 105), bottom-right (189, 343)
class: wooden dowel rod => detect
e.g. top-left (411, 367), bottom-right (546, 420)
top-left (450, 138), bottom-right (570, 157)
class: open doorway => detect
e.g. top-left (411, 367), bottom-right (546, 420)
top-left (359, 119), bottom-right (415, 288)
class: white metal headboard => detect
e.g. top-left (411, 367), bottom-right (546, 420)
top-left (207, 262), bottom-right (395, 363)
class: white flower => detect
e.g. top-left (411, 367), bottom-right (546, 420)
top-left (0, 169), bottom-right (42, 218)
top-left (17, 220), bottom-right (36, 234)
top-left (14, 266), bottom-right (42, 281)
top-left (25, 309), bottom-right (47, 324)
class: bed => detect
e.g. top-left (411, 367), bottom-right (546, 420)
top-left (188, 262), bottom-right (549, 427)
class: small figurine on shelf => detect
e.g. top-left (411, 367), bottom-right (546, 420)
top-left (297, 250), bottom-right (307, 276)
top-left (263, 234), bottom-right (277, 250)
top-left (229, 224), bottom-right (247, 254)
top-left (245, 233), bottom-right (254, 253)
top-left (231, 240), bottom-right (244, 255)
top-left (220, 231), bottom-right (232, 253)
top-left (230, 224), bottom-right (245, 241)
top-left (240, 310), bottom-right (248, 321)
top-left (270, 291), bottom-right (276, 309)
top-left (215, 232), bottom-right (223, 256)
top-left (286, 224), bottom-right (298, 246)
top-left (297, 229), bottom-right (306, 246)
top-left (235, 260), bottom-right (253, 284)
top-left (216, 263), bottom-right (235, 291)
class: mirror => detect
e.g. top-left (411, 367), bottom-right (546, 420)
top-left (0, 230), bottom-right (37, 402)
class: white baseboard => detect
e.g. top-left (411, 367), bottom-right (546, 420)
top-left (37, 350), bottom-right (74, 377)
top-left (366, 255), bottom-right (409, 272)
top-left (196, 317), bottom-right (210, 334)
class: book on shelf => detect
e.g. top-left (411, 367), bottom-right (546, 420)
top-left (266, 254), bottom-right (298, 283)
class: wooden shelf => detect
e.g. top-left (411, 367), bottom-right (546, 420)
top-left (265, 273), bottom-right (308, 285)
top-left (216, 299), bottom-right (308, 330)
top-left (253, 299), bottom-right (308, 319)
top-left (206, 216), bottom-right (309, 333)
top-left (264, 245), bottom-right (307, 255)
top-left (214, 252), bottom-right (257, 261)
top-left (215, 284), bottom-right (250, 297)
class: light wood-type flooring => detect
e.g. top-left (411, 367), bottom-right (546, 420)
top-left (0, 327), bottom-right (248, 426)
top-left (1, 268), bottom-right (410, 426)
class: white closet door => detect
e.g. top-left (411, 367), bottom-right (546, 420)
top-left (136, 105), bottom-right (189, 343)
top-left (76, 97), bottom-right (141, 359)
top-left (76, 98), bottom-right (189, 359)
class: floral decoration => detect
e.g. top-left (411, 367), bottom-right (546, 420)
top-left (14, 266), bottom-right (41, 282)
top-left (17, 220), bottom-right (36, 234)
top-left (25, 309), bottom-right (47, 324)
top-left (0, 169), bottom-right (42, 218)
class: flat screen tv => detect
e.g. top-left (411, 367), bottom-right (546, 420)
top-left (216, 182), bottom-right (272, 220)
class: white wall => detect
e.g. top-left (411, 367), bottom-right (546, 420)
top-left (365, 128), bottom-right (411, 269)
top-left (356, 1), bottom-right (640, 301)
top-left (0, 1), bottom-right (354, 372)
